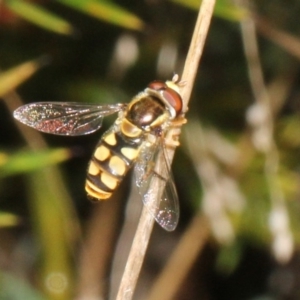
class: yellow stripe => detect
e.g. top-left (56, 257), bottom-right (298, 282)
top-left (88, 161), bottom-right (99, 175)
top-left (94, 145), bottom-right (110, 161)
top-left (85, 180), bottom-right (112, 200)
top-left (121, 118), bottom-right (142, 138)
top-left (101, 172), bottom-right (118, 189)
top-left (104, 132), bottom-right (117, 145)
top-left (121, 147), bottom-right (139, 160)
top-left (109, 156), bottom-right (126, 176)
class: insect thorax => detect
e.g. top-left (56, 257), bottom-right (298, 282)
top-left (124, 94), bottom-right (170, 135)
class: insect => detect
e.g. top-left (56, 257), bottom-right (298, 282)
top-left (13, 75), bottom-right (186, 231)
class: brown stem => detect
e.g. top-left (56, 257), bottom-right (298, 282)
top-left (115, 0), bottom-right (216, 299)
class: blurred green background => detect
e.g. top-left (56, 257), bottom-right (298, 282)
top-left (1, 0), bottom-right (300, 299)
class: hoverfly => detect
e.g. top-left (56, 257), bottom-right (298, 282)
top-left (13, 75), bottom-right (186, 231)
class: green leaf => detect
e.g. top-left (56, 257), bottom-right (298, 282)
top-left (6, 0), bottom-right (74, 35)
top-left (0, 212), bottom-right (20, 227)
top-left (27, 169), bottom-right (77, 299)
top-left (169, 0), bottom-right (248, 22)
top-left (0, 148), bottom-right (71, 178)
top-left (57, 0), bottom-right (144, 30)
top-left (0, 57), bottom-right (48, 97)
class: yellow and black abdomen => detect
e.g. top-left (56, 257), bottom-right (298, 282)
top-left (85, 123), bottom-right (142, 201)
top-left (85, 94), bottom-right (169, 201)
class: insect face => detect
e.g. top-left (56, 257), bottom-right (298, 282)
top-left (147, 80), bottom-right (183, 118)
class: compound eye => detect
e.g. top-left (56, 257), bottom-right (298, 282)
top-left (148, 80), bottom-right (166, 91)
top-left (162, 88), bottom-right (183, 116)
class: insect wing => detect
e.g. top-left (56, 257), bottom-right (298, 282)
top-left (134, 137), bottom-right (179, 231)
top-left (13, 102), bottom-right (125, 136)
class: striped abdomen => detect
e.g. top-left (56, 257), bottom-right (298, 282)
top-left (85, 125), bottom-right (142, 200)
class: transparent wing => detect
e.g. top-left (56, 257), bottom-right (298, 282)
top-left (13, 102), bottom-right (125, 136)
top-left (134, 136), bottom-right (179, 231)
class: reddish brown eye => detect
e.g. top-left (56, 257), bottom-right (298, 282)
top-left (148, 80), bottom-right (166, 91)
top-left (163, 88), bottom-right (182, 116)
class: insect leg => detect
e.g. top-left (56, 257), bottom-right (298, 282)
top-left (165, 116), bottom-right (187, 148)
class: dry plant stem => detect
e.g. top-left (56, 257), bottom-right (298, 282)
top-left (109, 180), bottom-right (146, 299)
top-left (115, 0), bottom-right (216, 299)
top-left (240, 16), bottom-right (267, 105)
top-left (241, 5), bottom-right (284, 203)
top-left (146, 214), bottom-right (210, 300)
top-left (255, 15), bottom-right (300, 61)
top-left (75, 199), bottom-right (121, 299)
top-left (240, 2), bottom-right (292, 261)
top-left (115, 203), bottom-right (155, 300)
top-left (180, 0), bottom-right (216, 109)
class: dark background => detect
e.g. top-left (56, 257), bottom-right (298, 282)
top-left (1, 1), bottom-right (300, 299)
